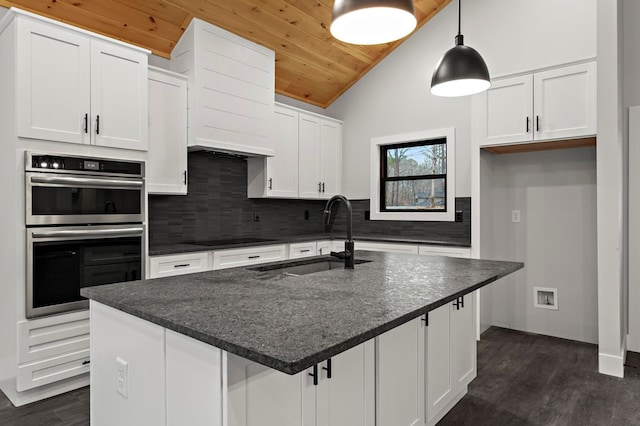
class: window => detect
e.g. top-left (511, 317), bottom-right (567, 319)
top-left (380, 139), bottom-right (447, 212)
top-left (370, 128), bottom-right (455, 222)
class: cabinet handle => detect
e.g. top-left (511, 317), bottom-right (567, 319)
top-left (82, 360), bottom-right (91, 365)
top-left (460, 296), bottom-right (464, 309)
top-left (322, 182), bottom-right (325, 193)
top-left (300, 249), bottom-right (311, 253)
top-left (421, 314), bottom-right (429, 326)
top-left (309, 364), bottom-right (319, 386)
top-left (536, 115), bottom-right (540, 132)
top-left (248, 255), bottom-right (260, 259)
top-left (453, 296), bottom-right (464, 310)
top-left (96, 115), bottom-right (100, 134)
top-left (83, 113), bottom-right (88, 134)
top-left (318, 182), bottom-right (322, 192)
top-left (268, 177), bottom-right (273, 190)
top-left (174, 264), bottom-right (190, 268)
top-left (322, 358), bottom-right (332, 379)
top-left (183, 170), bottom-right (187, 185)
top-left (526, 116), bottom-right (530, 133)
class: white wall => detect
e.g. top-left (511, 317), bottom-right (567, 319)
top-left (480, 148), bottom-right (598, 343)
top-left (327, 0), bottom-right (596, 199)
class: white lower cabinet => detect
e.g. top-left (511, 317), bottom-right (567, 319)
top-left (288, 241), bottom-right (317, 259)
top-left (418, 245), bottom-right (471, 258)
top-left (17, 310), bottom-right (90, 391)
top-left (356, 241), bottom-right (419, 254)
top-left (227, 341), bottom-right (374, 426)
top-left (149, 251), bottom-right (210, 279)
top-left (375, 318), bottom-right (424, 426)
top-left (212, 245), bottom-right (287, 270)
top-left (426, 293), bottom-right (477, 425)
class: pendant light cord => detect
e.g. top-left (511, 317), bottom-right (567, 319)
top-left (458, 0), bottom-right (461, 36)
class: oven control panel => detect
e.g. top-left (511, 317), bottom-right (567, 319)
top-left (28, 153), bottom-right (143, 177)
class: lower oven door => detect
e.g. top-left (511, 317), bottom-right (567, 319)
top-left (26, 224), bottom-right (145, 318)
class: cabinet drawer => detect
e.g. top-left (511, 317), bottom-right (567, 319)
top-left (17, 349), bottom-right (90, 391)
top-left (355, 241), bottom-right (418, 254)
top-left (18, 310), bottom-right (90, 364)
top-left (418, 246), bottom-right (471, 258)
top-left (289, 242), bottom-right (317, 259)
top-left (149, 251), bottom-right (210, 278)
top-left (212, 245), bottom-right (287, 270)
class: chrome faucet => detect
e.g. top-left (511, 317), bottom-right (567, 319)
top-left (322, 195), bottom-right (354, 269)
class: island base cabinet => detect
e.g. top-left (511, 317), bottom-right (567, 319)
top-left (166, 330), bottom-right (224, 426)
top-left (227, 341), bottom-right (374, 426)
top-left (375, 318), bottom-right (425, 426)
top-left (90, 301), bottom-right (166, 426)
top-left (426, 292), bottom-right (477, 426)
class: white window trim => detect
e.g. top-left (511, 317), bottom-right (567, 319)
top-left (370, 127), bottom-right (456, 222)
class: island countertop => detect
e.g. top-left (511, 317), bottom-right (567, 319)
top-left (81, 251), bottom-right (523, 375)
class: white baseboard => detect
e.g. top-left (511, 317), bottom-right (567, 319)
top-left (598, 351), bottom-right (624, 378)
top-left (0, 374), bottom-right (89, 407)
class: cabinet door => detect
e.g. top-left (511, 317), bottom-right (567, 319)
top-left (425, 303), bottom-right (453, 424)
top-left (476, 75), bottom-right (533, 146)
top-left (16, 18), bottom-right (91, 144)
top-left (317, 341), bottom-right (374, 426)
top-left (227, 354), bottom-right (312, 426)
top-left (289, 242), bottom-right (317, 259)
top-left (147, 68), bottom-right (188, 194)
top-left (91, 40), bottom-right (148, 151)
top-left (451, 293), bottom-right (477, 389)
top-left (376, 319), bottom-right (424, 426)
top-left (534, 62), bottom-right (597, 141)
top-left (298, 113), bottom-right (322, 199)
top-left (267, 105), bottom-right (299, 197)
top-left (319, 120), bottom-right (342, 199)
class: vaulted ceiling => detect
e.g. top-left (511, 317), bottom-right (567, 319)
top-left (0, 0), bottom-right (451, 107)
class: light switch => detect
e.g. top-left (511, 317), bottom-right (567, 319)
top-left (116, 357), bottom-right (128, 398)
top-left (511, 210), bottom-right (521, 223)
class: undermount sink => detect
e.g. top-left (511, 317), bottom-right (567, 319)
top-left (249, 257), bottom-right (371, 277)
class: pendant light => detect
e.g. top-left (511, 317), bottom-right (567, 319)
top-left (430, 0), bottom-right (490, 97)
top-left (330, 0), bottom-right (417, 45)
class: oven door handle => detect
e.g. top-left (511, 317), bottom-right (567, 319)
top-left (31, 227), bottom-right (145, 239)
top-left (30, 175), bottom-right (143, 189)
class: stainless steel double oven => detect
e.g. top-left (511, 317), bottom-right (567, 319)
top-left (25, 152), bottom-right (145, 318)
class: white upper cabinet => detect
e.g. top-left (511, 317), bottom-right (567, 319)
top-left (475, 61), bottom-right (596, 147)
top-left (147, 67), bottom-right (188, 195)
top-left (248, 103), bottom-right (342, 199)
top-left (247, 104), bottom-right (299, 198)
top-left (170, 18), bottom-right (275, 157)
top-left (298, 111), bottom-right (343, 200)
top-left (15, 12), bottom-right (149, 150)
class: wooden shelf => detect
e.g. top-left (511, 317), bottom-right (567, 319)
top-left (481, 137), bottom-right (596, 154)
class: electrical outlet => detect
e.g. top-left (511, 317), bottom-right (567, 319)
top-left (511, 210), bottom-right (521, 223)
top-left (455, 210), bottom-right (463, 222)
top-left (116, 357), bottom-right (128, 398)
top-left (253, 211), bottom-right (260, 222)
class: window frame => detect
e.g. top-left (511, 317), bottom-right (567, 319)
top-left (370, 127), bottom-right (455, 222)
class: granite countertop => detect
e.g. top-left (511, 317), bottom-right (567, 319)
top-left (81, 251), bottom-right (522, 375)
top-left (149, 234), bottom-right (471, 256)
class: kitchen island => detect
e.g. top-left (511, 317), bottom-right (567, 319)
top-left (82, 251), bottom-right (523, 426)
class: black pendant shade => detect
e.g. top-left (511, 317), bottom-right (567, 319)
top-left (331, 0), bottom-right (417, 45)
top-left (430, 1), bottom-right (490, 97)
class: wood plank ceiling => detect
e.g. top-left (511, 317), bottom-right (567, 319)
top-left (0, 0), bottom-right (451, 108)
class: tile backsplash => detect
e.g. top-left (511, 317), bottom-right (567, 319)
top-left (148, 152), bottom-right (471, 246)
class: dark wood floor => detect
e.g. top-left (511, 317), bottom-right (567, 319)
top-left (0, 327), bottom-right (639, 425)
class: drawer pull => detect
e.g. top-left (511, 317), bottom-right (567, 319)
top-left (300, 249), bottom-right (311, 253)
top-left (309, 364), bottom-right (319, 386)
top-left (82, 360), bottom-right (91, 365)
top-left (174, 263), bottom-right (191, 268)
top-left (248, 255), bottom-right (260, 259)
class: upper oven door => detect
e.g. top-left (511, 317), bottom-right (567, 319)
top-left (26, 172), bottom-right (144, 225)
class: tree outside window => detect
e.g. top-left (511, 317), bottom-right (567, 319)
top-left (380, 139), bottom-right (447, 212)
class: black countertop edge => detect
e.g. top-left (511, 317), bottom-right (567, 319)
top-left (84, 260), bottom-right (522, 375)
top-left (149, 234), bottom-right (472, 256)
